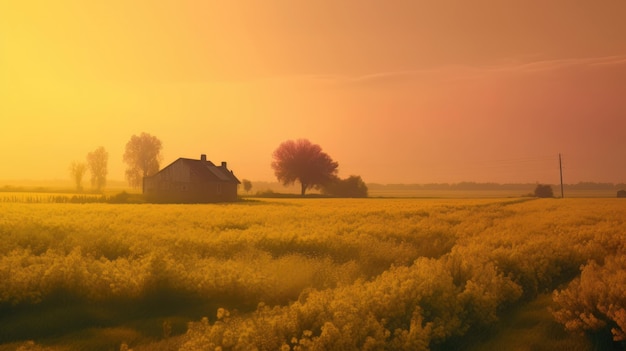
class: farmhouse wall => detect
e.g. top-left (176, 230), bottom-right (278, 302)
top-left (143, 156), bottom-right (239, 203)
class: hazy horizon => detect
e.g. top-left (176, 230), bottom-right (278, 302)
top-left (2, 178), bottom-right (625, 191)
top-left (2, 1), bottom-right (625, 185)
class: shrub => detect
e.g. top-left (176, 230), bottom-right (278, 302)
top-left (552, 255), bottom-right (626, 344)
top-left (321, 175), bottom-right (368, 198)
top-left (534, 184), bottom-right (554, 198)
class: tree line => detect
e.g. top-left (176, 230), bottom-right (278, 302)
top-left (68, 146), bottom-right (108, 192)
top-left (68, 132), bottom-right (163, 192)
top-left (69, 134), bottom-right (365, 197)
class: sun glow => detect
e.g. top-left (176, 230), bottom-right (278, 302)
top-left (1, 1), bottom-right (625, 185)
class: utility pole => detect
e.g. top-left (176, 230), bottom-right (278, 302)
top-left (559, 153), bottom-right (564, 198)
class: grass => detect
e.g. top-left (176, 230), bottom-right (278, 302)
top-left (461, 294), bottom-right (591, 351)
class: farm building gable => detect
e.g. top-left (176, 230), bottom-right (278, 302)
top-left (143, 154), bottom-right (240, 203)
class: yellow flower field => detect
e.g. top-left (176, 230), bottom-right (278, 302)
top-left (0, 198), bottom-right (624, 350)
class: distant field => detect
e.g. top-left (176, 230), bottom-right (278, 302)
top-left (0, 192), bottom-right (105, 203)
top-left (2, 179), bottom-right (622, 199)
top-left (1, 198), bottom-right (624, 350)
top-left (366, 186), bottom-right (621, 198)
top-left (367, 189), bottom-right (619, 198)
top-left (367, 189), bottom-right (531, 198)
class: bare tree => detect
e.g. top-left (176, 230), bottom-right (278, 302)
top-left (271, 139), bottom-right (338, 196)
top-left (123, 132), bottom-right (163, 188)
top-left (69, 161), bottom-right (87, 192)
top-left (87, 146), bottom-right (108, 192)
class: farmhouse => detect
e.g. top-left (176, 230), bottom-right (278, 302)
top-left (618, 190), bottom-right (626, 198)
top-left (143, 154), bottom-right (240, 203)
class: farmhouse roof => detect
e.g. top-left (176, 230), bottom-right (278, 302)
top-left (153, 155), bottom-right (240, 184)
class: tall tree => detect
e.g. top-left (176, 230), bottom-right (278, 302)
top-left (271, 139), bottom-right (338, 196)
top-left (87, 146), bottom-right (108, 191)
top-left (123, 132), bottom-right (163, 188)
top-left (241, 179), bottom-right (253, 194)
top-left (69, 161), bottom-right (87, 192)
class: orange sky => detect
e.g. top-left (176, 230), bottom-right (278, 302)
top-left (2, 0), bottom-right (625, 184)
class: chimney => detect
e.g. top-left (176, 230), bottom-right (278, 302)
top-left (221, 161), bottom-right (227, 168)
top-left (200, 154), bottom-right (207, 162)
